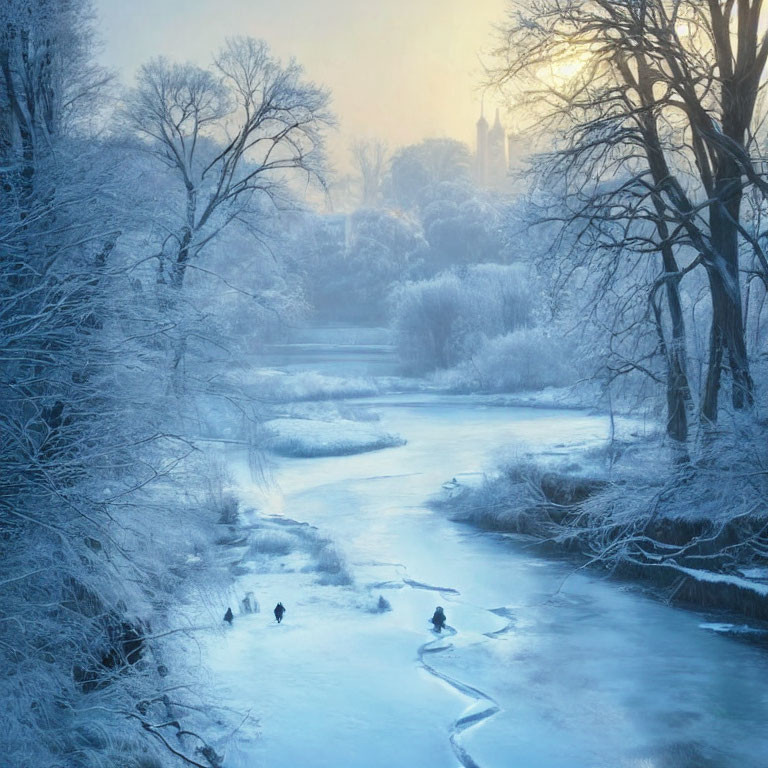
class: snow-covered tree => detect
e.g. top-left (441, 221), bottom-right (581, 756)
top-left (123, 38), bottom-right (332, 292)
top-left (492, 0), bottom-right (768, 442)
top-left (387, 138), bottom-right (472, 210)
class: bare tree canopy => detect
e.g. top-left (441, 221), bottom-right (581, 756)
top-left (350, 138), bottom-right (388, 207)
top-left (124, 37), bottom-right (332, 290)
top-left (491, 0), bottom-right (768, 438)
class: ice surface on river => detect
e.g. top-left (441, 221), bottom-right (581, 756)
top-left (195, 343), bottom-right (768, 768)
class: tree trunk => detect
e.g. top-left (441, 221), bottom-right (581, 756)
top-left (664, 314), bottom-right (690, 447)
top-left (171, 229), bottom-right (192, 291)
top-left (652, 240), bottom-right (691, 453)
top-left (638, 100), bottom-right (692, 450)
top-left (702, 184), bottom-right (754, 422)
top-left (701, 291), bottom-right (725, 425)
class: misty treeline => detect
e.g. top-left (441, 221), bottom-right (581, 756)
top-left (289, 137), bottom-right (576, 392)
top-left (1, 1), bottom-right (330, 766)
top-left (295, 137), bottom-right (510, 325)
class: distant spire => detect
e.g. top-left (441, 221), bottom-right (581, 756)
top-left (489, 107), bottom-right (504, 138)
top-left (476, 98), bottom-right (490, 186)
top-left (477, 96), bottom-right (488, 126)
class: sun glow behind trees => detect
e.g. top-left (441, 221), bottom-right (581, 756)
top-left (96, 0), bottom-right (509, 171)
top-left (492, 0), bottom-right (768, 447)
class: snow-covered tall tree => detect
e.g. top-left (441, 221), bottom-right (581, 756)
top-left (493, 0), bottom-right (768, 439)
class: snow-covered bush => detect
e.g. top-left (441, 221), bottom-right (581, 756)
top-left (456, 328), bottom-right (574, 392)
top-left (313, 543), bottom-right (353, 586)
top-left (436, 460), bottom-right (548, 532)
top-left (250, 530), bottom-right (295, 556)
top-left (245, 370), bottom-right (381, 402)
top-left (297, 533), bottom-right (353, 586)
top-left (391, 263), bottom-right (537, 373)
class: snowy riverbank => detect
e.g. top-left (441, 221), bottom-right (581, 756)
top-left (439, 433), bottom-right (768, 625)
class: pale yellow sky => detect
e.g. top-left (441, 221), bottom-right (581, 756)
top-left (95, 0), bottom-right (510, 169)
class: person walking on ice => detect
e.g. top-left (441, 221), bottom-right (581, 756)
top-left (274, 602), bottom-right (286, 624)
top-left (430, 606), bottom-right (446, 633)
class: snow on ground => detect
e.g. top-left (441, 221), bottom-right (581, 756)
top-left (739, 566), bottom-right (768, 581)
top-left (700, 622), bottom-right (768, 637)
top-left (262, 416), bottom-right (406, 457)
top-left (672, 565), bottom-right (768, 597)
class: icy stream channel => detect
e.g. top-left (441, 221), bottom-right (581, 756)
top-left (201, 391), bottom-right (768, 767)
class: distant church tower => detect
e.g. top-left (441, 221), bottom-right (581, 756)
top-left (475, 106), bottom-right (507, 187)
top-left (475, 106), bottom-right (489, 186)
top-left (487, 109), bottom-right (507, 186)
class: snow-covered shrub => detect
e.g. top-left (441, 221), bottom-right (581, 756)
top-left (245, 370), bottom-right (381, 402)
top-left (299, 534), bottom-right (354, 586)
top-left (334, 403), bottom-right (382, 422)
top-left (458, 328), bottom-right (574, 392)
top-left (437, 461), bottom-right (547, 532)
top-left (391, 264), bottom-right (537, 373)
top-left (314, 543), bottom-right (353, 586)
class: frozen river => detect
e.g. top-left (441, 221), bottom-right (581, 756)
top-left (201, 338), bottom-right (768, 768)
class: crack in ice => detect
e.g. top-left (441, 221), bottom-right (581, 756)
top-left (416, 625), bottom-right (502, 768)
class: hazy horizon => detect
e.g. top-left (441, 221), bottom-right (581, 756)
top-left (95, 0), bottom-right (509, 170)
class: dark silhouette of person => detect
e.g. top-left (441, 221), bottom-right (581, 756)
top-left (430, 606), bottom-right (446, 633)
top-left (274, 602), bottom-right (286, 624)
top-left (223, 607), bottom-right (234, 625)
